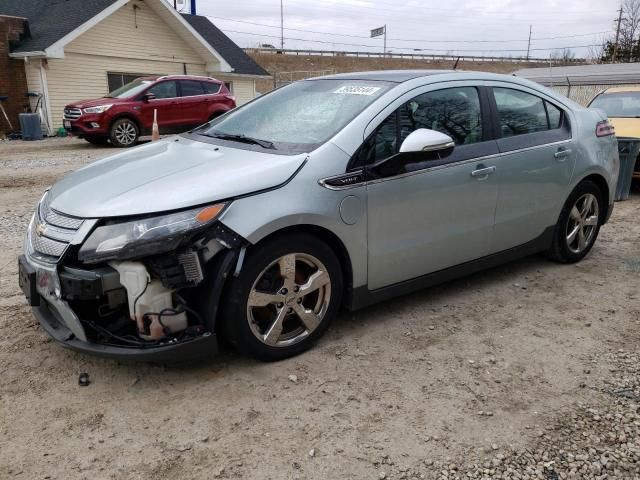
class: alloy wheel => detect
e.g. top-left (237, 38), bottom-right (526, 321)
top-left (247, 253), bottom-right (331, 347)
top-left (566, 193), bottom-right (599, 254)
top-left (114, 121), bottom-right (137, 146)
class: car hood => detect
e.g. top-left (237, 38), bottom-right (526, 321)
top-left (608, 117), bottom-right (640, 138)
top-left (47, 136), bottom-right (307, 218)
top-left (65, 97), bottom-right (131, 109)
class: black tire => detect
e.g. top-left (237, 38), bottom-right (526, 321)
top-left (85, 136), bottom-right (110, 146)
top-left (547, 180), bottom-right (604, 263)
top-left (219, 233), bottom-right (343, 361)
top-left (109, 118), bottom-right (139, 148)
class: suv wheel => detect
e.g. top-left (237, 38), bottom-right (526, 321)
top-left (547, 180), bottom-right (603, 263)
top-left (219, 233), bottom-right (343, 361)
top-left (110, 118), bottom-right (139, 148)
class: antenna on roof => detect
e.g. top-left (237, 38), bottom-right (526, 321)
top-left (453, 56), bottom-right (461, 70)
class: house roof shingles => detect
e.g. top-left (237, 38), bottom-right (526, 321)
top-left (0, 0), bottom-right (118, 53)
top-left (181, 14), bottom-right (269, 76)
top-left (0, 0), bottom-right (268, 76)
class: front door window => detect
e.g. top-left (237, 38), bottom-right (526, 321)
top-left (353, 86), bottom-right (485, 169)
top-left (147, 81), bottom-right (178, 99)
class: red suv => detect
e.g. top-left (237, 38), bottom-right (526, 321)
top-left (63, 75), bottom-right (236, 147)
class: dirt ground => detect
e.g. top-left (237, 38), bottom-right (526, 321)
top-left (0, 138), bottom-right (639, 479)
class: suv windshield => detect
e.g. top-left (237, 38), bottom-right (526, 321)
top-left (197, 79), bottom-right (394, 153)
top-left (589, 92), bottom-right (640, 118)
top-left (106, 78), bottom-right (154, 98)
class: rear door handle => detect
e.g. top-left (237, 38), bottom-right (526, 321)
top-left (554, 148), bottom-right (572, 160)
top-left (471, 166), bottom-right (496, 178)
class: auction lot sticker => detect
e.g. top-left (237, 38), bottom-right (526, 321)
top-left (334, 85), bottom-right (381, 95)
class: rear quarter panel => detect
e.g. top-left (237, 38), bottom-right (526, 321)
top-left (571, 107), bottom-right (619, 206)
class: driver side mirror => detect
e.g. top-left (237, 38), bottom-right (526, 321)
top-left (399, 129), bottom-right (454, 154)
top-left (366, 129), bottom-right (455, 179)
top-left (143, 92), bottom-right (156, 102)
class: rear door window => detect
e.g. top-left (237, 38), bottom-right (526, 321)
top-left (493, 88), bottom-right (549, 137)
top-left (491, 87), bottom-right (570, 152)
top-left (202, 82), bottom-right (221, 94)
top-left (546, 102), bottom-right (563, 129)
top-left (179, 80), bottom-right (205, 97)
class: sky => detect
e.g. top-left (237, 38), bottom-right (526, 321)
top-left (177, 0), bottom-right (617, 59)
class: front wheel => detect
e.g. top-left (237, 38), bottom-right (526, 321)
top-left (219, 234), bottom-right (343, 361)
top-left (547, 180), bottom-right (603, 263)
top-left (110, 118), bottom-right (139, 148)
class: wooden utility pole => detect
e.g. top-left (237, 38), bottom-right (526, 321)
top-left (280, 0), bottom-right (284, 50)
top-left (613, 7), bottom-right (623, 62)
top-left (526, 25), bottom-right (532, 60)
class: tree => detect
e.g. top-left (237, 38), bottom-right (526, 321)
top-left (550, 48), bottom-right (576, 63)
top-left (601, 0), bottom-right (640, 62)
top-left (587, 39), bottom-right (607, 64)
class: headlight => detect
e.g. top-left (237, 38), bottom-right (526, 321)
top-left (82, 104), bottom-right (113, 114)
top-left (78, 203), bottom-right (227, 263)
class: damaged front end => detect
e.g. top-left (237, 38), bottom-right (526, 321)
top-left (19, 191), bottom-right (246, 362)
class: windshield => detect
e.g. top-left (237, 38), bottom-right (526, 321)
top-left (197, 79), bottom-right (394, 153)
top-left (106, 78), bottom-right (154, 98)
top-left (589, 92), bottom-right (640, 118)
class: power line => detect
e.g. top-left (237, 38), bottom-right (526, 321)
top-left (207, 15), bottom-right (612, 44)
top-left (295, 0), bottom-right (613, 19)
top-left (223, 28), bottom-right (601, 54)
top-left (281, 0), bottom-right (612, 26)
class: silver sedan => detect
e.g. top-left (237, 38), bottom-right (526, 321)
top-left (20, 71), bottom-right (619, 362)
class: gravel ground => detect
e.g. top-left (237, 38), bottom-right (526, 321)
top-left (0, 137), bottom-right (639, 480)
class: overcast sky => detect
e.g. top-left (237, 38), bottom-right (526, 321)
top-left (183, 0), bottom-right (617, 59)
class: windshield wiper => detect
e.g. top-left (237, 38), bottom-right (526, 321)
top-left (203, 132), bottom-right (276, 150)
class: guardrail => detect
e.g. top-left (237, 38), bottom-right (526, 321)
top-left (246, 48), bottom-right (587, 65)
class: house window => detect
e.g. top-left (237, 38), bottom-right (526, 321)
top-left (224, 81), bottom-right (233, 93)
top-left (107, 72), bottom-right (156, 93)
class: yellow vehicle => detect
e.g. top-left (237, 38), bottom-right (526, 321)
top-left (589, 87), bottom-right (640, 180)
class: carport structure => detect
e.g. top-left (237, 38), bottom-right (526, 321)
top-left (514, 63), bottom-right (640, 106)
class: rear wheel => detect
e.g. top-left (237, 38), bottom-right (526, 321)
top-left (547, 180), bottom-right (603, 263)
top-left (219, 234), bottom-right (343, 361)
top-left (110, 118), bottom-right (139, 148)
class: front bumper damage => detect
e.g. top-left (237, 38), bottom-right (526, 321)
top-left (19, 217), bottom-right (246, 362)
top-left (31, 299), bottom-right (219, 362)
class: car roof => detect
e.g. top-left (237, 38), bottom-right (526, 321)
top-left (603, 86), bottom-right (640, 94)
top-left (139, 75), bottom-right (221, 83)
top-left (308, 70), bottom-right (547, 86)
top-left (310, 70), bottom-right (459, 83)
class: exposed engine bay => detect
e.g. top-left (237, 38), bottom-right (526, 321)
top-left (54, 227), bottom-right (245, 350)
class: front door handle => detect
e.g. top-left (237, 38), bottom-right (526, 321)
top-left (471, 166), bottom-right (496, 178)
top-left (554, 148), bottom-right (572, 160)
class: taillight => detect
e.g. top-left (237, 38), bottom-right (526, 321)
top-left (596, 120), bottom-right (615, 137)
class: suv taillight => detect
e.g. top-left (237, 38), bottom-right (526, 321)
top-left (596, 120), bottom-right (615, 137)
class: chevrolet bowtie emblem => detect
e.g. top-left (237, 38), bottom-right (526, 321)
top-left (36, 223), bottom-right (47, 237)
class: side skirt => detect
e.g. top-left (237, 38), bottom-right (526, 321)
top-left (349, 226), bottom-right (555, 311)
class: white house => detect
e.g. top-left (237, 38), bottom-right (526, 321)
top-left (0, 0), bottom-right (270, 135)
